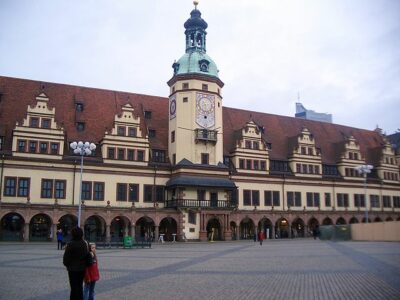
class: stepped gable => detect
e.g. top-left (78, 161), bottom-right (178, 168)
top-left (223, 106), bottom-right (385, 165)
top-left (0, 76), bottom-right (169, 152)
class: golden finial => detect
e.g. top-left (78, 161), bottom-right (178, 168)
top-left (193, 1), bottom-right (199, 9)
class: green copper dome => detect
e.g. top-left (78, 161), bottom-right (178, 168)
top-left (171, 3), bottom-right (220, 79)
top-left (173, 51), bottom-right (219, 78)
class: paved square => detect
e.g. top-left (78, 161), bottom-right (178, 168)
top-left (0, 239), bottom-right (399, 300)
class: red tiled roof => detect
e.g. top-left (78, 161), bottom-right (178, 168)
top-left (0, 76), bottom-right (385, 164)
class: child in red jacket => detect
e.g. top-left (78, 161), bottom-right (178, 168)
top-left (83, 243), bottom-right (100, 300)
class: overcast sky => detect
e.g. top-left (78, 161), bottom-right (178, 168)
top-left (1, 0), bottom-right (399, 134)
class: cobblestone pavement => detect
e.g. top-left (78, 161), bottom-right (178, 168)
top-left (0, 239), bottom-right (399, 300)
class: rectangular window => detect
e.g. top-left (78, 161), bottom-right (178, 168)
top-left (4, 177), bottom-right (17, 196)
top-left (18, 140), bottom-right (26, 152)
top-left (40, 142), bottom-right (48, 154)
top-left (302, 164), bottom-right (308, 174)
top-left (152, 150), bottom-right (166, 163)
top-left (117, 183), bottom-right (127, 201)
top-left (41, 179), bottom-right (53, 198)
top-left (253, 141), bottom-right (259, 150)
top-left (76, 122), bottom-right (85, 131)
top-left (127, 149), bottom-right (135, 161)
top-left (188, 211), bottom-right (196, 224)
top-left (155, 186), bottom-right (165, 202)
top-left (307, 192), bottom-right (320, 207)
top-left (252, 190), bottom-right (260, 206)
top-left (201, 153), bottom-right (209, 165)
top-left (117, 148), bottom-right (125, 160)
top-left (144, 185), bottom-right (153, 202)
top-left (29, 141), bottom-right (37, 153)
top-left (76, 103), bottom-right (84, 112)
top-left (30, 117), bottom-right (39, 128)
top-left (393, 196), bottom-right (400, 208)
top-left (308, 147), bottom-right (313, 155)
top-left (128, 127), bottom-right (137, 137)
top-left (337, 193), bottom-right (349, 207)
top-left (315, 165), bottom-right (320, 174)
top-left (243, 190), bottom-right (252, 206)
top-left (246, 160), bottom-right (252, 169)
top-left (354, 194), bottom-right (365, 207)
top-left (148, 129), bottom-right (156, 138)
top-left (18, 178), bottom-right (30, 197)
top-left (50, 143), bottom-right (59, 155)
top-left (182, 83), bottom-right (189, 90)
top-left (370, 195), bottom-right (380, 208)
top-left (264, 191), bottom-right (272, 206)
top-left (296, 164), bottom-right (301, 173)
top-left (107, 148), bottom-right (115, 159)
top-left (128, 184), bottom-right (139, 202)
top-left (301, 147), bottom-right (307, 155)
top-left (93, 182), bottom-right (104, 201)
top-left (81, 181), bottom-right (92, 200)
top-left (137, 150), bottom-right (145, 161)
top-left (42, 118), bottom-right (51, 129)
top-left (253, 160), bottom-right (259, 170)
top-left (260, 161), bottom-right (266, 170)
top-left (171, 130), bottom-right (175, 143)
top-left (287, 192), bottom-right (294, 207)
top-left (295, 192), bottom-right (302, 207)
top-left (325, 193), bottom-right (331, 207)
top-left (308, 165), bottom-right (313, 174)
top-left (53, 180), bottom-right (66, 199)
top-left (202, 84), bottom-right (208, 91)
top-left (245, 141), bottom-right (252, 149)
top-left (273, 191), bottom-right (280, 206)
top-left (117, 126), bottom-right (126, 136)
top-left (383, 196), bottom-right (391, 208)
top-left (307, 192), bottom-right (313, 207)
top-left (144, 111), bottom-right (152, 119)
top-left (183, 97), bottom-right (188, 103)
top-left (239, 159), bottom-right (245, 169)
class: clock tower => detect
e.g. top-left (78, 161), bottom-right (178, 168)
top-left (167, 1), bottom-right (224, 166)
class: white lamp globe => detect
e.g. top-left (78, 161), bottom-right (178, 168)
top-left (89, 143), bottom-right (96, 150)
top-left (78, 141), bottom-right (84, 148)
top-left (70, 142), bottom-right (77, 149)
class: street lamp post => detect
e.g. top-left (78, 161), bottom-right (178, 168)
top-left (70, 141), bottom-right (96, 228)
top-left (355, 164), bottom-right (373, 223)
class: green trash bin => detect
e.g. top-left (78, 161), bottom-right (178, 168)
top-left (124, 236), bottom-right (133, 248)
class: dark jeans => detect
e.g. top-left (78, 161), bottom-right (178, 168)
top-left (58, 240), bottom-right (63, 250)
top-left (68, 270), bottom-right (85, 300)
top-left (84, 281), bottom-right (96, 300)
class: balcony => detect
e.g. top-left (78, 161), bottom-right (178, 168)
top-left (165, 198), bottom-right (236, 209)
top-left (195, 129), bottom-right (217, 143)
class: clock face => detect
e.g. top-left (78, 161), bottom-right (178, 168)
top-left (196, 93), bottom-right (215, 128)
top-left (169, 96), bottom-right (176, 120)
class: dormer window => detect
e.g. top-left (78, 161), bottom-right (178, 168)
top-left (117, 126), bottom-right (126, 136)
top-left (199, 59), bottom-right (210, 72)
top-left (149, 129), bottom-right (156, 138)
top-left (144, 111), bottom-right (152, 119)
top-left (30, 117), bottom-right (39, 128)
top-left (42, 118), bottom-right (51, 129)
top-left (128, 127), bottom-right (137, 137)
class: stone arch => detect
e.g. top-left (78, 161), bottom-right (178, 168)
top-left (57, 214), bottom-right (77, 243)
top-left (336, 217), bottom-right (346, 225)
top-left (292, 217), bottom-right (305, 238)
top-left (258, 217), bottom-right (273, 239)
top-left (374, 217), bottom-right (382, 222)
top-left (361, 217), bottom-right (371, 223)
top-left (322, 217), bottom-right (333, 225)
top-left (349, 217), bottom-right (359, 224)
top-left (84, 215), bottom-right (106, 242)
top-left (0, 212), bottom-right (25, 241)
top-left (135, 216), bottom-right (155, 242)
top-left (307, 217), bottom-right (319, 237)
top-left (386, 217), bottom-right (393, 222)
top-left (276, 217), bottom-right (290, 238)
top-left (239, 217), bottom-right (255, 240)
top-left (110, 216), bottom-right (131, 242)
top-left (29, 213), bottom-right (52, 241)
top-left (206, 217), bottom-right (222, 241)
top-left (159, 217), bottom-right (178, 242)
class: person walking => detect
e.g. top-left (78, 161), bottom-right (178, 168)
top-left (57, 229), bottom-right (64, 250)
top-left (258, 231), bottom-right (265, 246)
top-left (84, 243), bottom-right (100, 300)
top-left (63, 227), bottom-right (90, 300)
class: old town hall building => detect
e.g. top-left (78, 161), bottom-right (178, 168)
top-left (0, 4), bottom-right (399, 242)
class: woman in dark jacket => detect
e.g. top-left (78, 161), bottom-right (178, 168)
top-left (63, 227), bottom-right (89, 300)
